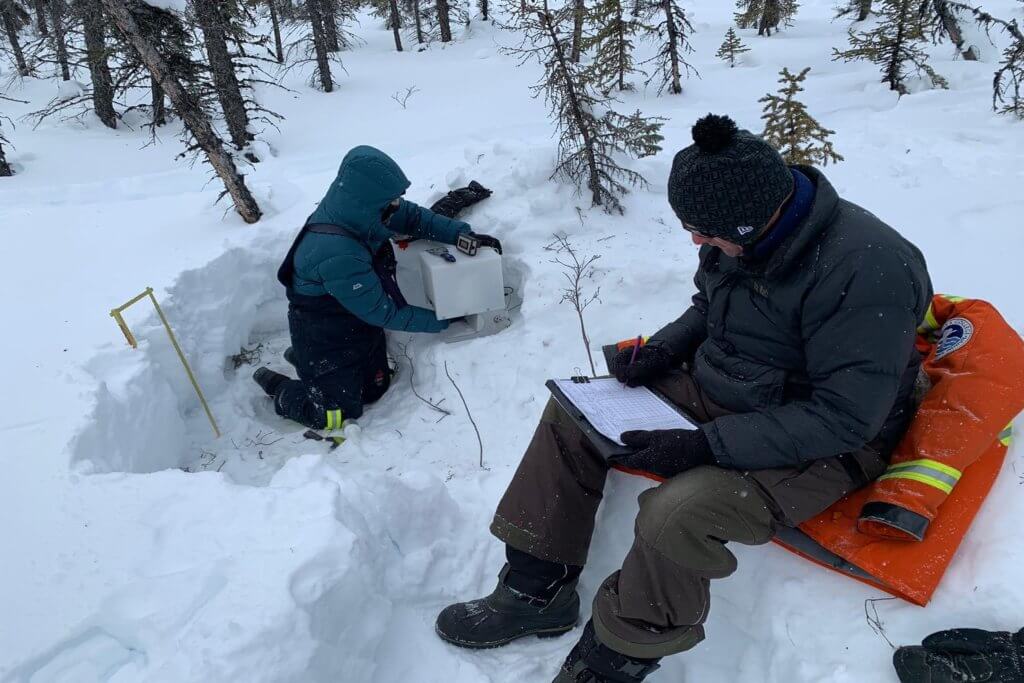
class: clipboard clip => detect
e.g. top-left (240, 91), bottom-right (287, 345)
top-left (570, 375), bottom-right (591, 384)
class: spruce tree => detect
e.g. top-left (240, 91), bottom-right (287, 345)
top-left (2, 0), bottom-right (31, 75)
top-left (101, 0), bottom-right (262, 222)
top-left (832, 0), bottom-right (947, 94)
top-left (947, 2), bottom-right (1023, 119)
top-left (926, 0), bottom-right (978, 60)
top-left (716, 26), bottom-right (748, 67)
top-left (570, 0), bottom-right (585, 62)
top-left (78, 0), bottom-right (118, 127)
top-left (306, 0), bottom-right (335, 90)
top-left (502, 1), bottom-right (663, 213)
top-left (644, 0), bottom-right (697, 94)
top-left (194, 0), bottom-right (253, 152)
top-left (47, 0), bottom-right (70, 79)
top-left (735, 0), bottom-right (798, 36)
top-left (584, 0), bottom-right (644, 91)
top-left (835, 0), bottom-right (872, 21)
top-left (759, 67), bottom-right (843, 165)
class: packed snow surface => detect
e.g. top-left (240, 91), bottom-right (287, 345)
top-left (2, 1), bottom-right (1024, 681)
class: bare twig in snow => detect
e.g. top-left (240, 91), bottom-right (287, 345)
top-left (550, 233), bottom-right (601, 377)
top-left (230, 342), bottom-right (264, 369)
top-left (864, 597), bottom-right (897, 649)
top-left (391, 85), bottom-right (421, 109)
top-left (444, 360), bottom-right (485, 469)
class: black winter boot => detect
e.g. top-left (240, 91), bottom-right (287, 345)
top-left (553, 621), bottom-right (661, 683)
top-left (894, 628), bottom-right (1024, 682)
top-left (253, 367), bottom-right (288, 397)
top-left (283, 347), bottom-right (296, 367)
top-left (435, 565), bottom-right (580, 649)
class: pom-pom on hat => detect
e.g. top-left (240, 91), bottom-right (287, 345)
top-left (667, 113), bottom-right (793, 245)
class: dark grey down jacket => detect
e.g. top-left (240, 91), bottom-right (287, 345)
top-left (651, 166), bottom-right (933, 470)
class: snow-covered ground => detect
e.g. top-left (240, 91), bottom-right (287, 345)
top-left (2, 1), bottom-right (1024, 681)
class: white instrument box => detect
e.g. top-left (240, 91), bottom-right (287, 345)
top-left (394, 239), bottom-right (511, 341)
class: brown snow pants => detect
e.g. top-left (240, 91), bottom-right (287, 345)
top-left (489, 369), bottom-right (889, 659)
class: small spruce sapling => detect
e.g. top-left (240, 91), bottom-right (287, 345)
top-left (716, 26), bottom-right (749, 67)
top-left (832, 0), bottom-right (947, 94)
top-left (759, 67), bottom-right (844, 165)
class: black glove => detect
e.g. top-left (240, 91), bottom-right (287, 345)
top-left (894, 628), bottom-right (1024, 683)
top-left (467, 232), bottom-right (503, 255)
top-left (429, 181), bottom-right (493, 218)
top-left (610, 429), bottom-right (715, 479)
top-left (608, 342), bottom-right (674, 388)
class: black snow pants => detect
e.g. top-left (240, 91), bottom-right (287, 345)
top-left (273, 290), bottom-right (392, 428)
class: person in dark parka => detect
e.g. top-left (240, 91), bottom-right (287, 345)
top-left (254, 145), bottom-right (498, 430)
top-left (435, 115), bottom-right (933, 683)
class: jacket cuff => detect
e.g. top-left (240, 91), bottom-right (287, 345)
top-left (700, 423), bottom-right (730, 467)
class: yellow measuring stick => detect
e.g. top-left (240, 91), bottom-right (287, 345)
top-left (110, 287), bottom-right (221, 438)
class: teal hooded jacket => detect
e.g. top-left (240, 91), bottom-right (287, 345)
top-left (290, 146), bottom-right (471, 333)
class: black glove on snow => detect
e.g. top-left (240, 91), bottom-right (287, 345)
top-left (429, 181), bottom-right (493, 219)
top-left (611, 429), bottom-right (715, 479)
top-left (894, 628), bottom-right (1024, 683)
top-left (608, 342), bottom-right (675, 387)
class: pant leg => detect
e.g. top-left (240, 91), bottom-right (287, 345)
top-left (274, 307), bottom-right (373, 428)
top-left (360, 329), bottom-right (391, 406)
top-left (490, 398), bottom-right (612, 567)
top-left (592, 371), bottom-right (888, 659)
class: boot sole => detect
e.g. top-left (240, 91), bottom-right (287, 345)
top-left (435, 621), bottom-right (578, 650)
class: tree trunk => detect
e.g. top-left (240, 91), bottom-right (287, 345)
top-left (194, 0), bottom-right (252, 152)
top-left (81, 0), bottom-right (117, 127)
top-left (886, 3), bottom-right (907, 93)
top-left (388, 0), bottom-right (402, 50)
top-left (662, 0), bottom-right (681, 94)
top-left (436, 0), bottom-right (452, 42)
top-left (48, 0), bottom-right (70, 79)
top-left (33, 0), bottom-right (48, 35)
top-left (479, 0), bottom-right (487, 19)
top-left (322, 0), bottom-right (338, 50)
top-left (267, 0), bottom-right (283, 62)
top-left (413, 0), bottom-right (423, 43)
top-left (856, 0), bottom-right (871, 21)
top-left (540, 9), bottom-right (601, 206)
top-left (614, 0), bottom-right (625, 90)
top-left (100, 0), bottom-right (261, 222)
top-left (1, 0), bottom-right (30, 76)
top-left (933, 0), bottom-right (977, 60)
top-left (0, 142), bottom-right (12, 177)
top-left (758, 0), bottom-right (779, 36)
top-left (570, 0), bottom-right (584, 62)
top-left (306, 0), bottom-right (333, 91)
top-left (151, 75), bottom-right (166, 125)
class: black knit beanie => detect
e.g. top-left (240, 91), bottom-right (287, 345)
top-left (667, 114), bottom-right (793, 245)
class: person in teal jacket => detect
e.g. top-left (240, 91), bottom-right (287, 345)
top-left (253, 145), bottom-right (498, 429)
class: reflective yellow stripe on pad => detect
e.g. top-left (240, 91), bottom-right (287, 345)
top-left (878, 471), bottom-right (954, 495)
top-left (917, 305), bottom-right (940, 337)
top-left (880, 459), bottom-right (962, 495)
top-left (325, 409), bottom-right (342, 432)
top-left (999, 423), bottom-right (1014, 447)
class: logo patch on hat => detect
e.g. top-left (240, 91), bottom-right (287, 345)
top-left (934, 317), bottom-right (974, 360)
top-left (736, 225), bottom-right (755, 236)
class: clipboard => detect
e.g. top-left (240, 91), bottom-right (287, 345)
top-left (545, 377), bottom-right (697, 460)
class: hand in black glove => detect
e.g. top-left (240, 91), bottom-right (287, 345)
top-left (610, 428), bottom-right (715, 479)
top-left (608, 342), bottom-right (674, 388)
top-left (469, 232), bottom-right (503, 255)
top-left (894, 628), bottom-right (1024, 683)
